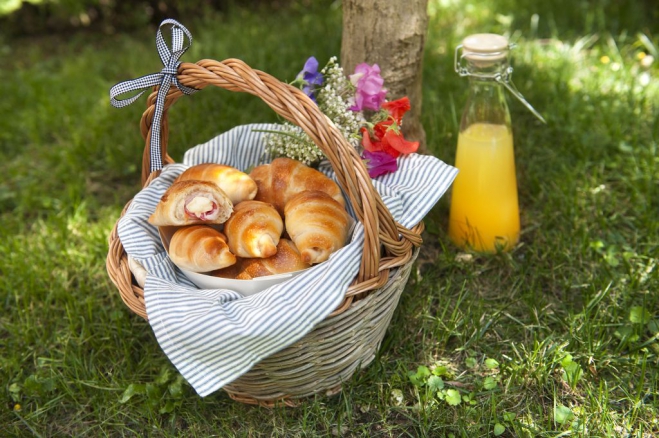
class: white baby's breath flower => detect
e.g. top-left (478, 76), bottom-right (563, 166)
top-left (265, 56), bottom-right (368, 165)
top-left (264, 123), bottom-right (324, 166)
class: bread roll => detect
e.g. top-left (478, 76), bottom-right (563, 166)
top-left (148, 180), bottom-right (233, 226)
top-left (249, 157), bottom-right (345, 215)
top-left (175, 163), bottom-right (257, 205)
top-left (209, 262), bottom-right (243, 280)
top-left (284, 190), bottom-right (350, 264)
top-left (224, 200), bottom-right (284, 258)
top-left (168, 225), bottom-right (236, 273)
top-left (237, 239), bottom-right (310, 279)
top-left (212, 239), bottom-right (310, 280)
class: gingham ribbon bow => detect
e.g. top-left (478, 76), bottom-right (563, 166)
top-left (110, 19), bottom-right (197, 172)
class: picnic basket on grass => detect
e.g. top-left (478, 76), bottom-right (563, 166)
top-left (106, 21), bottom-right (426, 407)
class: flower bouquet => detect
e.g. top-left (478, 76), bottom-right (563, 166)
top-left (264, 56), bottom-right (420, 177)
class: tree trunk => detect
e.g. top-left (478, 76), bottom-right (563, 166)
top-left (341, 0), bottom-right (429, 153)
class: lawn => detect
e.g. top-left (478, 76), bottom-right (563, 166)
top-left (1, 0), bottom-right (658, 436)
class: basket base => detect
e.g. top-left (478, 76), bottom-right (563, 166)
top-left (221, 248), bottom-right (419, 406)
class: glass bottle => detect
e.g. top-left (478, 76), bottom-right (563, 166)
top-left (448, 34), bottom-right (519, 253)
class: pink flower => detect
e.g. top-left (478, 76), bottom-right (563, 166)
top-left (363, 150), bottom-right (398, 178)
top-left (349, 63), bottom-right (387, 111)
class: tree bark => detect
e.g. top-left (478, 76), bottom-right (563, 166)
top-left (341, 0), bottom-right (429, 153)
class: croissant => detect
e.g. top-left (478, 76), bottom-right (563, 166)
top-left (168, 225), bottom-right (237, 273)
top-left (284, 190), bottom-right (350, 264)
top-left (148, 180), bottom-right (233, 227)
top-left (209, 262), bottom-right (243, 280)
top-left (175, 163), bottom-right (257, 205)
top-left (237, 239), bottom-right (310, 279)
top-left (249, 157), bottom-right (345, 215)
top-left (212, 239), bottom-right (310, 280)
top-left (224, 200), bottom-right (284, 258)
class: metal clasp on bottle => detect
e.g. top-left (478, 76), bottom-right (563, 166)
top-left (454, 43), bottom-right (547, 124)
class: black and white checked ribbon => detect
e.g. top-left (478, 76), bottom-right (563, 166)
top-left (110, 19), bottom-right (198, 173)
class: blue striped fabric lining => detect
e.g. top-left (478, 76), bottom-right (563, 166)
top-left (117, 123), bottom-right (457, 396)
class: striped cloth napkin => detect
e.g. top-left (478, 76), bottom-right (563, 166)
top-left (118, 123), bottom-right (457, 396)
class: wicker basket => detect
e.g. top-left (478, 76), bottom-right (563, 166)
top-left (106, 57), bottom-right (423, 407)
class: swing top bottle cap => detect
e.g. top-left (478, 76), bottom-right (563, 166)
top-left (462, 33), bottom-right (509, 64)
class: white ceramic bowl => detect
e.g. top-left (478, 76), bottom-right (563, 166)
top-left (177, 267), bottom-right (305, 296)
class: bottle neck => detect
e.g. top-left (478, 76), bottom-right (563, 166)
top-left (467, 77), bottom-right (508, 108)
top-left (467, 76), bottom-right (506, 93)
top-left (460, 60), bottom-right (511, 131)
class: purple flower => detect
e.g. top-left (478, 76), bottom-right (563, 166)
top-left (297, 56), bottom-right (324, 101)
top-left (363, 150), bottom-right (398, 178)
top-left (349, 63), bottom-right (387, 111)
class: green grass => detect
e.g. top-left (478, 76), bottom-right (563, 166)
top-left (1, 0), bottom-right (658, 436)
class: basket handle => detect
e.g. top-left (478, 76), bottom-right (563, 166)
top-left (137, 58), bottom-right (421, 283)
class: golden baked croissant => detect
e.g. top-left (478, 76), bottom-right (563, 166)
top-left (249, 157), bottom-right (345, 215)
top-left (284, 190), bottom-right (350, 264)
top-left (148, 180), bottom-right (233, 226)
top-left (236, 239), bottom-right (310, 279)
top-left (224, 200), bottom-right (284, 258)
top-left (211, 239), bottom-right (310, 280)
top-left (168, 225), bottom-right (237, 273)
top-left (175, 163), bottom-right (257, 205)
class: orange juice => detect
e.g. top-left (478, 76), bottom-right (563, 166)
top-left (448, 123), bottom-right (519, 252)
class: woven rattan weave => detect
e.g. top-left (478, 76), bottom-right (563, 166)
top-left (106, 58), bottom-right (423, 406)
